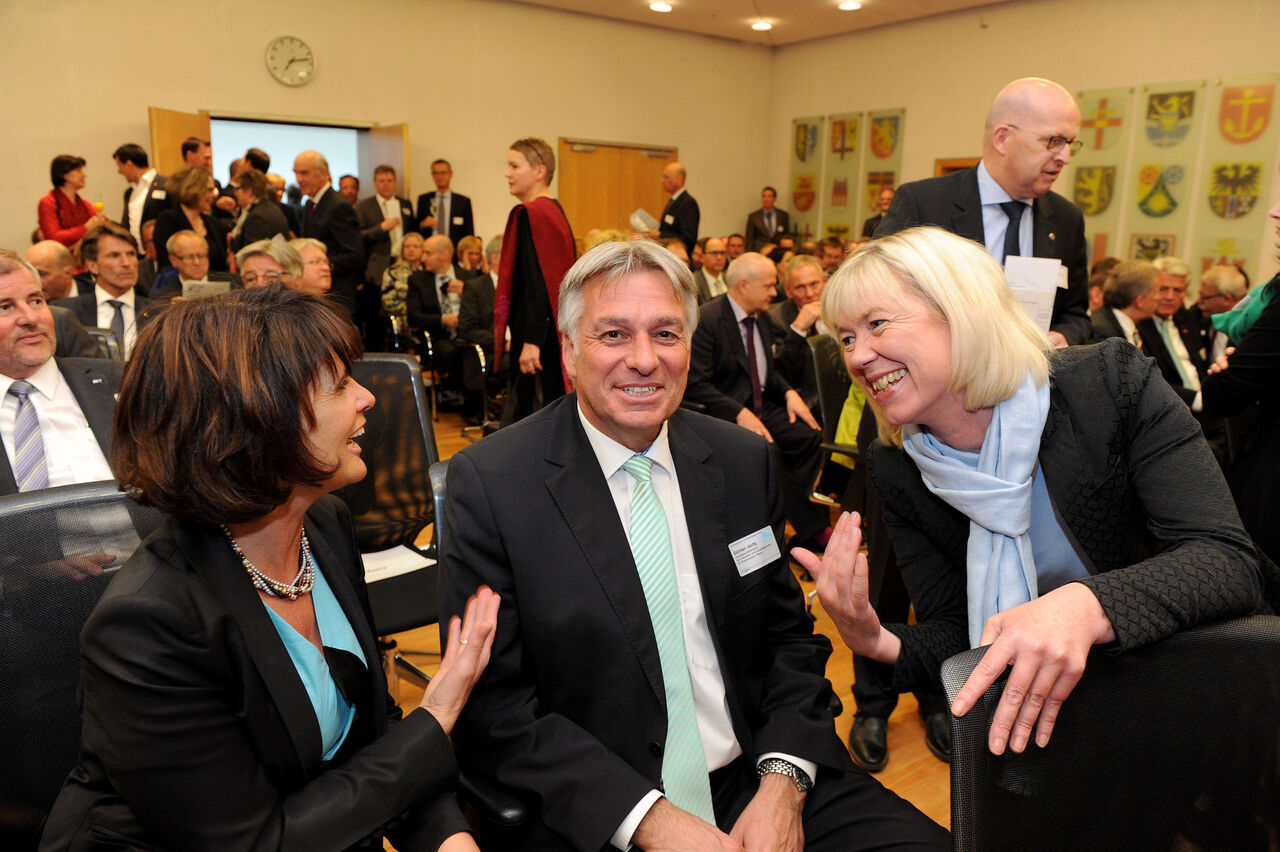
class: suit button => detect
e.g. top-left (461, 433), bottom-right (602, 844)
top-left (649, 741), bottom-right (663, 757)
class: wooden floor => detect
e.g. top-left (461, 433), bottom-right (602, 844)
top-left (388, 409), bottom-right (951, 831)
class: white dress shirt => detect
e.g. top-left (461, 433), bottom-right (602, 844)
top-left (94, 285), bottom-right (139, 358)
top-left (577, 410), bottom-right (815, 848)
top-left (703, 271), bottom-right (727, 299)
top-left (727, 294), bottom-right (768, 393)
top-left (125, 168), bottom-right (157, 244)
top-left (378, 193), bottom-right (403, 255)
top-left (1, 358), bottom-right (113, 487)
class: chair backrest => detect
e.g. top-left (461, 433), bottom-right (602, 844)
top-left (807, 332), bottom-right (852, 445)
top-left (84, 327), bottom-right (119, 360)
top-left (0, 481), bottom-right (167, 847)
top-left (337, 353), bottom-right (440, 551)
top-left (942, 615), bottom-right (1280, 852)
top-left (429, 459), bottom-right (449, 559)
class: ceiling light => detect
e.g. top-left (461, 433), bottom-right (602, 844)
top-left (649, 2), bottom-right (672, 11)
top-left (838, 1), bottom-right (863, 9)
top-left (751, 20), bottom-right (772, 31)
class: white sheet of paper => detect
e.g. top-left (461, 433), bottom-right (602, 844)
top-left (363, 545), bottom-right (434, 583)
top-left (1004, 256), bottom-right (1063, 332)
top-left (630, 208), bottom-right (659, 232)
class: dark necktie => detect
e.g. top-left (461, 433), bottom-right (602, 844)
top-left (8, 380), bottom-right (49, 492)
top-left (742, 317), bottom-right (763, 415)
top-left (107, 299), bottom-right (126, 357)
top-left (304, 199), bottom-right (315, 229)
top-left (999, 201), bottom-right (1025, 264)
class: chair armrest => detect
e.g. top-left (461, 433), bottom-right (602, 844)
top-left (457, 773), bottom-right (530, 828)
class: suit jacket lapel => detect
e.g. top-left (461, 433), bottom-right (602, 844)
top-left (59, 360), bottom-right (114, 459)
top-left (543, 398), bottom-right (666, 706)
top-left (718, 298), bottom-right (752, 377)
top-left (666, 413), bottom-right (730, 638)
top-left (950, 168), bottom-right (986, 244)
top-left (1032, 196), bottom-right (1058, 258)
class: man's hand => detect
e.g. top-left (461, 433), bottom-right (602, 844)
top-left (381, 216), bottom-right (401, 232)
top-left (447, 278), bottom-right (465, 296)
top-left (1208, 345), bottom-right (1235, 375)
top-left (950, 582), bottom-right (1115, 754)
top-left (784, 390), bottom-right (819, 430)
top-left (790, 302), bottom-right (822, 335)
top-left (735, 408), bottom-right (773, 443)
top-left (518, 342), bottom-right (541, 374)
top-left (632, 798), bottom-right (741, 852)
top-left (729, 773), bottom-right (805, 852)
top-left (1046, 330), bottom-right (1069, 349)
top-left (215, 195), bottom-right (238, 213)
top-left (421, 215), bottom-right (437, 230)
top-left (442, 313), bottom-right (459, 329)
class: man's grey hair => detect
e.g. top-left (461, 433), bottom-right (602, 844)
top-left (0, 249), bottom-right (44, 290)
top-left (1152, 256), bottom-right (1190, 278)
top-left (288, 237), bottom-right (328, 257)
top-left (725, 252), bottom-right (774, 289)
top-left (557, 239), bottom-right (698, 346)
top-left (235, 238), bottom-right (303, 279)
top-left (485, 236), bottom-right (503, 259)
top-left (1103, 260), bottom-right (1157, 310)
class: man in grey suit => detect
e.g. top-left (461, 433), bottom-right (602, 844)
top-left (52, 225), bottom-right (152, 359)
top-left (875, 77), bottom-right (1090, 347)
top-left (0, 251), bottom-right (121, 495)
top-left (355, 164), bottom-right (419, 293)
top-left (691, 237), bottom-right (729, 304)
top-left (744, 187), bottom-right (790, 252)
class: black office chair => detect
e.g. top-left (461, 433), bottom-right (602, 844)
top-left (942, 615), bottom-right (1280, 852)
top-left (336, 353), bottom-right (442, 691)
top-left (806, 333), bottom-right (861, 507)
top-left (0, 481), bottom-right (167, 851)
top-left (84, 327), bottom-right (120, 360)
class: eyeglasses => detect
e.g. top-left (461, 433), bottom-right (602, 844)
top-left (1006, 124), bottom-right (1084, 155)
top-left (704, 250), bottom-right (728, 256)
top-left (242, 271), bottom-right (284, 286)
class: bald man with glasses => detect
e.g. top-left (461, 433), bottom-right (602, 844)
top-left (876, 77), bottom-right (1091, 349)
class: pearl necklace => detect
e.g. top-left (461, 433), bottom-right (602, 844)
top-left (222, 526), bottom-right (316, 600)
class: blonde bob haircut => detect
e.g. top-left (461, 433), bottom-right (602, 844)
top-left (821, 225), bottom-right (1052, 447)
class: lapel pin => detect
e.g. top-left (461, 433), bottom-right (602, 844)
top-left (91, 377), bottom-right (103, 384)
top-left (1049, 232), bottom-right (1056, 241)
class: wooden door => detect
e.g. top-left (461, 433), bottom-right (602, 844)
top-left (149, 107), bottom-right (211, 174)
top-left (558, 139), bottom-right (675, 244)
top-left (361, 123), bottom-right (411, 196)
top-left (934, 156), bottom-right (980, 177)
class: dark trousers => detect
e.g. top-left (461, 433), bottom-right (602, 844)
top-left (760, 404), bottom-right (827, 541)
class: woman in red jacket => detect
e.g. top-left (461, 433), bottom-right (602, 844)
top-left (37, 155), bottom-right (106, 249)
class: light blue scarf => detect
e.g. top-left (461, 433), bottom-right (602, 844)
top-left (902, 373), bottom-right (1050, 647)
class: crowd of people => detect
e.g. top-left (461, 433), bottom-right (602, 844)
top-left (4, 73), bottom-right (1277, 851)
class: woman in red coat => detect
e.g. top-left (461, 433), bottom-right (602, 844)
top-left (37, 155), bottom-right (106, 249)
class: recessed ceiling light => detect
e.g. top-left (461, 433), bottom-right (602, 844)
top-left (751, 20), bottom-right (772, 31)
top-left (649, 2), bottom-right (672, 11)
top-left (838, 1), bottom-right (863, 9)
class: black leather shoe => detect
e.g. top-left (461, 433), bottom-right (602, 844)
top-left (847, 715), bottom-right (889, 772)
top-left (924, 712), bottom-right (951, 763)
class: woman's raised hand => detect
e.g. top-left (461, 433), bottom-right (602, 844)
top-left (419, 586), bottom-right (500, 734)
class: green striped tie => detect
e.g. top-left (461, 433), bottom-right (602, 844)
top-left (622, 455), bottom-right (716, 823)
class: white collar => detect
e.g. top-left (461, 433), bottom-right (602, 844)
top-left (577, 401), bottom-right (673, 480)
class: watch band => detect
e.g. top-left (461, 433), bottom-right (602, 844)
top-left (757, 757), bottom-right (813, 792)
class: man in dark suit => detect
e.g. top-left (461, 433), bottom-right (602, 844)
top-left (691, 236), bottom-right (728, 304)
top-left (440, 239), bottom-right (947, 852)
top-left (416, 159), bottom-right (474, 244)
top-left (860, 185), bottom-right (895, 239)
top-left (294, 150), bottom-right (365, 319)
top-left (51, 225), bottom-right (152, 359)
top-left (685, 252), bottom-right (829, 552)
top-left (113, 143), bottom-right (168, 246)
top-left (456, 237), bottom-right (504, 421)
top-left (768, 255), bottom-right (829, 415)
top-left (876, 77), bottom-right (1090, 347)
top-left (356, 164), bottom-right (419, 294)
top-left (0, 251), bottom-right (121, 494)
top-left (648, 161), bottom-right (699, 257)
top-left (744, 186), bottom-right (790, 252)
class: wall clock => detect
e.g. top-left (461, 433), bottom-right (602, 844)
top-left (266, 36), bottom-right (315, 87)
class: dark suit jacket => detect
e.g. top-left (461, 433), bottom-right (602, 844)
top-left (51, 306), bottom-right (105, 360)
top-left (440, 397), bottom-right (847, 851)
top-left (356, 195), bottom-right (419, 291)
top-left (1170, 306), bottom-right (1212, 379)
top-left (767, 299), bottom-right (820, 412)
top-left (414, 191), bottom-right (474, 244)
top-left (876, 165), bottom-right (1091, 345)
top-left (659, 190), bottom-right (700, 255)
top-left (152, 207), bottom-right (229, 273)
top-left (229, 197), bottom-right (291, 254)
top-left (40, 496), bottom-right (467, 851)
top-left (865, 340), bottom-right (1266, 695)
top-left (861, 213), bottom-right (883, 239)
top-left (120, 173), bottom-right (169, 232)
top-left (405, 267), bottom-right (467, 342)
top-left (52, 292), bottom-right (153, 354)
top-left (0, 357), bottom-right (121, 495)
top-left (744, 207), bottom-right (790, 251)
top-left (1090, 307), bottom-right (1196, 405)
top-left (691, 268), bottom-right (725, 305)
top-left (685, 293), bottom-right (795, 421)
top-left (457, 273), bottom-right (496, 352)
top-left (303, 187), bottom-right (366, 314)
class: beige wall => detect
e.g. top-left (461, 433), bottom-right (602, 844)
top-left (769, 0), bottom-right (1280, 280)
top-left (0, 0), bottom-right (771, 250)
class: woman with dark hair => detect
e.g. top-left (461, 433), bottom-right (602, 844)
top-left (152, 165), bottom-right (229, 273)
top-left (37, 154), bottom-right (107, 248)
top-left (230, 168), bottom-right (290, 254)
top-left (40, 287), bottom-right (496, 852)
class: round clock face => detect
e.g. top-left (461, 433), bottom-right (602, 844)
top-left (266, 36), bottom-right (315, 87)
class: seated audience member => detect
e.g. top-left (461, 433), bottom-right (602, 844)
top-left (799, 226), bottom-right (1267, 758)
top-left (53, 225), bottom-right (152, 359)
top-left (0, 250), bottom-right (119, 495)
top-left (150, 230), bottom-right (242, 298)
top-left (40, 285), bottom-right (497, 851)
top-left (153, 165), bottom-right (229, 273)
top-left (1091, 260), bottom-right (1196, 404)
top-left (1197, 264), bottom-right (1249, 361)
top-left (236, 239), bottom-right (305, 292)
top-left (820, 236), bottom-right (845, 275)
top-left (1201, 197), bottom-right (1280, 567)
top-left (456, 237), bottom-right (505, 423)
top-left (1087, 269), bottom-right (1108, 315)
top-left (660, 235), bottom-right (690, 266)
top-left (25, 241), bottom-right (103, 357)
top-left (230, 168), bottom-right (290, 254)
top-left (289, 238), bottom-right (334, 298)
top-left (726, 232), bottom-right (746, 260)
top-left (38, 155), bottom-right (109, 251)
top-left (440, 238), bottom-right (948, 852)
top-left (407, 235), bottom-right (466, 406)
top-left (691, 236), bottom-right (728, 303)
top-left (382, 232), bottom-right (425, 326)
top-left (800, 239), bottom-right (820, 256)
top-left (691, 236), bottom-right (706, 272)
top-left (769, 254), bottom-right (830, 415)
top-left (455, 235), bottom-right (485, 279)
top-left (685, 251), bottom-right (829, 553)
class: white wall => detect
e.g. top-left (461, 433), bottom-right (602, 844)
top-left (768, 0), bottom-right (1280, 280)
top-left (0, 0), bottom-right (771, 250)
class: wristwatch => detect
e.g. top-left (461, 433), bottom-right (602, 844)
top-left (757, 758), bottom-right (813, 792)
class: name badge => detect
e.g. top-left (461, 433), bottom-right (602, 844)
top-left (402, 204), bottom-right (413, 215)
top-left (728, 527), bottom-right (782, 577)
top-left (664, 214), bottom-right (675, 225)
top-left (453, 215), bottom-right (464, 225)
top-left (152, 189), bottom-right (167, 199)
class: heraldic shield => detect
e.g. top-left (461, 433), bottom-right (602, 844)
top-left (1074, 167), bottom-right (1115, 215)
top-left (1208, 162), bottom-right (1262, 219)
top-left (870, 117), bottom-right (898, 159)
top-left (1219, 85), bottom-right (1273, 144)
top-left (795, 123), bottom-right (818, 162)
top-left (1146, 92), bottom-right (1195, 147)
top-left (1137, 165), bottom-right (1181, 218)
